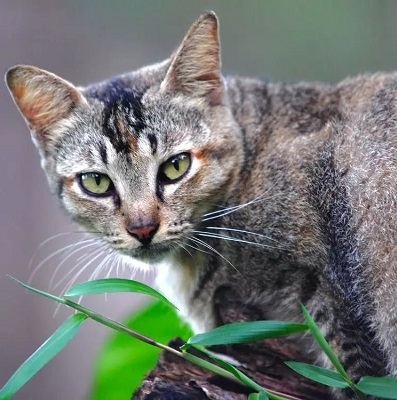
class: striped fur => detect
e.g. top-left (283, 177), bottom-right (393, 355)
top-left (6, 12), bottom-right (397, 398)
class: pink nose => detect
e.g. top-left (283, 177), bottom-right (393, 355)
top-left (126, 220), bottom-right (159, 245)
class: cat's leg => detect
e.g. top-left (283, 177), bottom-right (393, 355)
top-left (369, 287), bottom-right (397, 377)
top-left (308, 299), bottom-right (386, 400)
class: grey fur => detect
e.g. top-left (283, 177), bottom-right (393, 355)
top-left (6, 12), bottom-right (397, 399)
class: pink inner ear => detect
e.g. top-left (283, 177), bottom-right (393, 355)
top-left (11, 84), bottom-right (26, 101)
top-left (15, 83), bottom-right (77, 131)
top-left (21, 99), bottom-right (52, 128)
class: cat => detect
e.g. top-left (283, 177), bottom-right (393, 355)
top-left (6, 10), bottom-right (397, 399)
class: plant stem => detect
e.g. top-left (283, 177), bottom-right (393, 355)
top-left (63, 298), bottom-right (182, 356)
top-left (62, 298), bottom-right (246, 385)
top-left (12, 277), bottom-right (278, 398)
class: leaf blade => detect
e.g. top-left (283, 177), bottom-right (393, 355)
top-left (8, 276), bottom-right (66, 305)
top-left (65, 278), bottom-right (176, 308)
top-left (356, 376), bottom-right (397, 399)
top-left (182, 320), bottom-right (307, 350)
top-left (285, 361), bottom-right (349, 389)
top-left (300, 305), bottom-right (352, 385)
top-left (0, 313), bottom-right (87, 399)
top-left (89, 301), bottom-right (192, 400)
top-left (248, 391), bottom-right (269, 400)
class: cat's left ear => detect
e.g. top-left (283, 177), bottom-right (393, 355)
top-left (161, 11), bottom-right (224, 106)
top-left (5, 65), bottom-right (88, 143)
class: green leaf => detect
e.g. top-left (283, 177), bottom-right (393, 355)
top-left (0, 313), bottom-right (87, 399)
top-left (300, 305), bottom-right (352, 385)
top-left (266, 392), bottom-right (290, 400)
top-left (89, 301), bottom-right (192, 400)
top-left (65, 278), bottom-right (176, 308)
top-left (182, 320), bottom-right (307, 350)
top-left (9, 276), bottom-right (67, 305)
top-left (248, 391), bottom-right (269, 400)
top-left (356, 376), bottom-right (397, 399)
top-left (212, 358), bottom-right (264, 393)
top-left (285, 361), bottom-right (349, 389)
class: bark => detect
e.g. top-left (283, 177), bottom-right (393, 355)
top-left (132, 287), bottom-right (333, 400)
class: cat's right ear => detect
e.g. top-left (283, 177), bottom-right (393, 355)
top-left (161, 12), bottom-right (224, 106)
top-left (5, 65), bottom-right (87, 146)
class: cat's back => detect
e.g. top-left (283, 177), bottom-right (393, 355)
top-left (223, 71), bottom-right (397, 285)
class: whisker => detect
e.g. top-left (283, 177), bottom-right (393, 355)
top-left (189, 236), bottom-right (240, 274)
top-left (202, 191), bottom-right (281, 222)
top-left (89, 251), bottom-right (115, 281)
top-left (37, 232), bottom-right (81, 250)
top-left (205, 226), bottom-right (281, 244)
top-left (28, 231), bottom-right (98, 270)
top-left (114, 254), bottom-right (121, 278)
top-left (117, 255), bottom-right (128, 277)
top-left (48, 240), bottom-right (103, 289)
top-left (202, 193), bottom-right (270, 220)
top-left (52, 248), bottom-right (106, 317)
top-left (29, 238), bottom-right (98, 284)
top-left (176, 242), bottom-right (193, 258)
top-left (57, 250), bottom-right (106, 296)
top-left (184, 240), bottom-right (211, 255)
top-left (52, 247), bottom-right (105, 292)
top-left (193, 230), bottom-right (280, 250)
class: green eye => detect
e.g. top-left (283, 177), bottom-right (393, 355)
top-left (159, 153), bottom-right (191, 183)
top-left (79, 172), bottom-right (114, 196)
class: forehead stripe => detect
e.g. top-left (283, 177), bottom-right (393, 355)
top-left (85, 78), bottom-right (148, 154)
top-left (147, 133), bottom-right (158, 155)
top-left (99, 142), bottom-right (108, 165)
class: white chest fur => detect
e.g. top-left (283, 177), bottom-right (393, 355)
top-left (154, 254), bottom-right (216, 334)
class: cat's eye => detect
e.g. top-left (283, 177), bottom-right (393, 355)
top-left (158, 153), bottom-right (191, 184)
top-left (79, 172), bottom-right (114, 197)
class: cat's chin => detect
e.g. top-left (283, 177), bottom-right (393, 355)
top-left (122, 244), bottom-right (173, 264)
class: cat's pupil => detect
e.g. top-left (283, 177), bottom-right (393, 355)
top-left (94, 174), bottom-right (101, 185)
top-left (172, 158), bottom-right (180, 171)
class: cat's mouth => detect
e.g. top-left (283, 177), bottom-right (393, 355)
top-left (122, 242), bottom-right (173, 263)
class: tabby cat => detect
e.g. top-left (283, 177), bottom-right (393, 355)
top-left (6, 11), bottom-right (397, 399)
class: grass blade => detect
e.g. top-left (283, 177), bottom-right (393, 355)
top-left (356, 376), bottom-right (397, 398)
top-left (184, 347), bottom-right (287, 400)
top-left (90, 301), bottom-right (192, 400)
top-left (182, 320), bottom-right (307, 350)
top-left (64, 278), bottom-right (176, 308)
top-left (207, 356), bottom-right (264, 393)
top-left (8, 276), bottom-right (67, 305)
top-left (285, 361), bottom-right (350, 389)
top-left (0, 313), bottom-right (87, 399)
top-left (248, 391), bottom-right (269, 399)
top-left (300, 305), bottom-right (353, 385)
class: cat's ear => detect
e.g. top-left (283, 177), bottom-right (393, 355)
top-left (5, 65), bottom-right (87, 143)
top-left (161, 12), bottom-right (224, 105)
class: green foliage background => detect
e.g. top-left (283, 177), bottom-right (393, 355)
top-left (89, 301), bottom-right (192, 400)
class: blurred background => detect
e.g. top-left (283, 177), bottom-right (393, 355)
top-left (2, 1), bottom-right (397, 399)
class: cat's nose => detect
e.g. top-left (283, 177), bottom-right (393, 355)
top-left (126, 219), bottom-right (159, 246)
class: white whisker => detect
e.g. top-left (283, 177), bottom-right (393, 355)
top-left (48, 240), bottom-right (102, 289)
top-left (88, 251), bottom-right (115, 282)
top-left (184, 240), bottom-right (211, 255)
top-left (202, 193), bottom-right (272, 221)
top-left (189, 236), bottom-right (239, 274)
top-left (29, 238), bottom-right (97, 284)
top-left (205, 226), bottom-right (280, 244)
top-left (52, 247), bottom-right (105, 292)
top-left (193, 230), bottom-right (280, 250)
top-left (176, 242), bottom-right (193, 258)
top-left (52, 248), bottom-right (106, 317)
top-left (202, 189), bottom-right (284, 222)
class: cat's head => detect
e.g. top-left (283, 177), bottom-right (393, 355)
top-left (5, 12), bottom-right (243, 264)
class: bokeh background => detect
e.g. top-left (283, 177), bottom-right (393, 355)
top-left (2, 1), bottom-right (397, 399)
